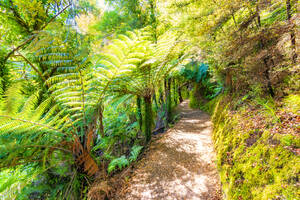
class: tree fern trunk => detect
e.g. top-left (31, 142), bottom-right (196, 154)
top-left (0, 61), bottom-right (10, 95)
top-left (153, 92), bottom-right (159, 111)
top-left (178, 86), bottom-right (183, 103)
top-left (173, 79), bottom-right (177, 105)
top-left (164, 78), bottom-right (172, 123)
top-left (144, 95), bottom-right (152, 143)
top-left (98, 104), bottom-right (104, 137)
top-left (168, 78), bottom-right (171, 116)
top-left (137, 96), bottom-right (143, 132)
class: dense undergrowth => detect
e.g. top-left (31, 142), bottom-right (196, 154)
top-left (198, 93), bottom-right (300, 199)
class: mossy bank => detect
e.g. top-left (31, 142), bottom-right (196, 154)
top-left (203, 94), bottom-right (299, 200)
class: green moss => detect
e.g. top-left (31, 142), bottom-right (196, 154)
top-left (189, 92), bottom-right (202, 109)
top-left (210, 95), bottom-right (300, 200)
top-left (274, 133), bottom-right (300, 147)
top-left (283, 94), bottom-right (300, 113)
top-left (280, 134), bottom-right (294, 146)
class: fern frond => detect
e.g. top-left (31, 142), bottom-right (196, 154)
top-left (107, 156), bottom-right (129, 173)
top-left (0, 93), bottom-right (73, 169)
top-left (129, 145), bottom-right (143, 162)
top-left (2, 83), bottom-right (26, 115)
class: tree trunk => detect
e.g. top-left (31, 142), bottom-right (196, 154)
top-left (178, 86), bottom-right (183, 103)
top-left (225, 68), bottom-right (233, 92)
top-left (286, 0), bottom-right (297, 63)
top-left (263, 58), bottom-right (275, 97)
top-left (153, 92), bottom-right (159, 110)
top-left (167, 78), bottom-right (171, 119)
top-left (257, 7), bottom-right (275, 97)
top-left (286, 0), bottom-right (292, 20)
top-left (164, 78), bottom-right (172, 123)
top-left (0, 61), bottom-right (10, 95)
top-left (137, 96), bottom-right (143, 132)
top-left (173, 79), bottom-right (177, 105)
top-left (164, 79), bottom-right (168, 122)
top-left (98, 104), bottom-right (105, 137)
top-left (144, 95), bottom-right (152, 143)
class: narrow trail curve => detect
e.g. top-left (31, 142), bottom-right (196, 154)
top-left (114, 100), bottom-right (221, 200)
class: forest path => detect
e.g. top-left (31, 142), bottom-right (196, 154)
top-left (114, 100), bottom-right (221, 200)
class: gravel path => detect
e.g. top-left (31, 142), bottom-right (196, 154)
top-left (114, 100), bottom-right (221, 200)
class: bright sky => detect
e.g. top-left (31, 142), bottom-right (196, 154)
top-left (96, 0), bottom-right (108, 10)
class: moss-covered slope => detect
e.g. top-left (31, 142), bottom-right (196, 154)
top-left (209, 94), bottom-right (299, 200)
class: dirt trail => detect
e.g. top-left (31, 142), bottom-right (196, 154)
top-left (114, 100), bottom-right (221, 200)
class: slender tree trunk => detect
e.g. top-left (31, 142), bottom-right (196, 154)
top-left (178, 86), bottom-right (183, 103)
top-left (164, 79), bottom-right (167, 99)
top-left (164, 79), bottom-right (168, 122)
top-left (286, 0), bottom-right (297, 63)
top-left (225, 68), bottom-right (233, 92)
top-left (164, 78), bottom-right (172, 123)
top-left (137, 96), bottom-right (143, 132)
top-left (256, 3), bottom-right (262, 26)
top-left (144, 95), bottom-right (152, 143)
top-left (0, 61), bottom-right (10, 94)
top-left (167, 78), bottom-right (171, 117)
top-left (173, 79), bottom-right (177, 105)
top-left (153, 92), bottom-right (159, 110)
top-left (98, 104), bottom-right (105, 137)
top-left (257, 7), bottom-right (275, 97)
top-left (158, 88), bottom-right (164, 105)
top-left (263, 58), bottom-right (275, 97)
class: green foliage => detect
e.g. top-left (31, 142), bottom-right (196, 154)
top-left (0, 94), bottom-right (70, 168)
top-left (189, 84), bottom-right (202, 109)
top-left (93, 98), bottom-right (140, 156)
top-left (283, 94), bottom-right (300, 114)
top-left (0, 166), bottom-right (40, 199)
top-left (180, 61), bottom-right (222, 106)
top-left (280, 134), bottom-right (294, 146)
top-left (165, 0), bottom-right (298, 96)
top-left (255, 97), bottom-right (280, 122)
top-left (129, 145), bottom-right (143, 162)
top-left (104, 0), bottom-right (154, 32)
top-left (210, 94), bottom-right (300, 200)
top-left (180, 62), bottom-right (208, 83)
top-left (94, 11), bottom-right (133, 36)
top-left (108, 156), bottom-right (129, 173)
top-left (0, 90), bottom-right (82, 198)
top-left (107, 145), bottom-right (143, 173)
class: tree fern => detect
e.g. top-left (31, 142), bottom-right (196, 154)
top-left (0, 94), bottom-right (71, 169)
top-left (25, 28), bottom-right (103, 179)
top-left (93, 30), bottom-right (188, 143)
top-left (1, 83), bottom-right (26, 115)
top-left (28, 29), bottom-right (93, 126)
top-left (0, 89), bottom-right (99, 198)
